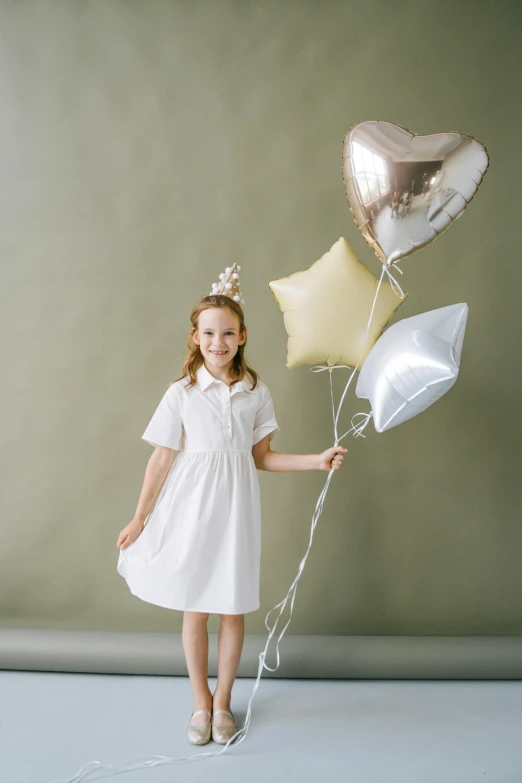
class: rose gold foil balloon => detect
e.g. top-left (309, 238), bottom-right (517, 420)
top-left (342, 121), bottom-right (489, 267)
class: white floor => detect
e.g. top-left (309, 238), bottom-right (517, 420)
top-left (2, 671), bottom-right (522, 783)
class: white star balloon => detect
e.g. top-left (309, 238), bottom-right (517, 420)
top-left (356, 303), bottom-right (469, 432)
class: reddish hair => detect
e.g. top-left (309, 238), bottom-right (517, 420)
top-left (169, 294), bottom-right (259, 391)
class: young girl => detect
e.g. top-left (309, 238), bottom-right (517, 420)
top-left (116, 290), bottom-right (347, 747)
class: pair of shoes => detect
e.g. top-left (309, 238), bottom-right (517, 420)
top-left (211, 708), bottom-right (238, 745)
top-left (186, 708), bottom-right (212, 745)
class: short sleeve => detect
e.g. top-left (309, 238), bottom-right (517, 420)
top-left (142, 384), bottom-right (185, 451)
top-left (252, 384), bottom-right (280, 446)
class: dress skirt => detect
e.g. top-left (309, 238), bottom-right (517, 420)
top-left (117, 449), bottom-right (262, 614)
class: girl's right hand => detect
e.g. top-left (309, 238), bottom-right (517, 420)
top-left (117, 519), bottom-right (144, 550)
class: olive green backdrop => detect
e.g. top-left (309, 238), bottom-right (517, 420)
top-left (1, 0), bottom-right (520, 643)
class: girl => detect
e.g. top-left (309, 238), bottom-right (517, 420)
top-left (116, 290), bottom-right (347, 746)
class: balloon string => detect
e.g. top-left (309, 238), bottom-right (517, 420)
top-left (49, 264), bottom-right (404, 783)
top-left (384, 262), bottom-right (405, 299)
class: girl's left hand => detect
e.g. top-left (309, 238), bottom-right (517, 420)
top-left (317, 446), bottom-right (348, 471)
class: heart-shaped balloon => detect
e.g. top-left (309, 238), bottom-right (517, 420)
top-left (342, 121), bottom-right (489, 267)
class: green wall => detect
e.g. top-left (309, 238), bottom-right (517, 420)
top-left (1, 0), bottom-right (520, 636)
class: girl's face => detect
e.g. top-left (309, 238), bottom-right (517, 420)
top-left (193, 307), bottom-right (246, 371)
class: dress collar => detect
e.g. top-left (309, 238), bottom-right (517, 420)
top-left (196, 363), bottom-right (255, 393)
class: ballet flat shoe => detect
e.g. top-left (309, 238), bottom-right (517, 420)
top-left (186, 708), bottom-right (212, 745)
top-left (211, 709), bottom-right (238, 744)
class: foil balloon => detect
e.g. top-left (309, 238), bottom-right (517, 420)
top-left (342, 121), bottom-right (489, 267)
top-left (269, 237), bottom-right (407, 368)
top-left (355, 303), bottom-right (468, 432)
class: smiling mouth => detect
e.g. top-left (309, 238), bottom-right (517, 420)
top-left (210, 350), bottom-right (228, 355)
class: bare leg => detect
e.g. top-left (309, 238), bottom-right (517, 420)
top-left (212, 613), bottom-right (245, 725)
top-left (182, 611), bottom-right (213, 726)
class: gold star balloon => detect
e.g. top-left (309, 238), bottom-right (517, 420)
top-left (268, 237), bottom-right (407, 368)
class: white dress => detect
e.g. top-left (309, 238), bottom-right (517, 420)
top-left (117, 363), bottom-right (279, 614)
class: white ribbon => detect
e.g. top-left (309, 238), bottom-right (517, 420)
top-left (383, 261), bottom-right (405, 299)
top-left (51, 263), bottom-right (403, 783)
